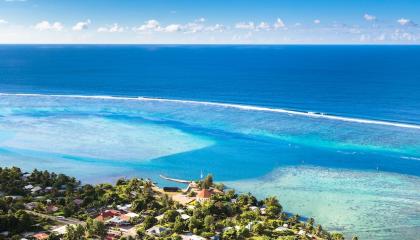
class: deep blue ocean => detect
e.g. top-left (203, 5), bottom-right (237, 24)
top-left (1, 45), bottom-right (420, 239)
top-left (1, 45), bottom-right (420, 124)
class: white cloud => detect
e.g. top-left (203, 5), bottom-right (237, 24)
top-left (392, 29), bottom-right (416, 41)
top-left (4, 0), bottom-right (27, 2)
top-left (257, 22), bottom-right (270, 31)
top-left (314, 19), bottom-right (321, 24)
top-left (236, 19), bottom-right (287, 31)
top-left (397, 18), bottom-right (417, 26)
top-left (205, 24), bottom-right (226, 33)
top-left (72, 19), bottom-right (91, 31)
top-left (183, 22), bottom-right (204, 33)
top-left (235, 22), bottom-right (255, 30)
top-left (0, 19), bottom-right (8, 24)
top-left (364, 14), bottom-right (376, 21)
top-left (274, 18), bottom-right (285, 28)
top-left (133, 19), bottom-right (161, 32)
top-left (97, 23), bottom-right (124, 33)
top-left (163, 24), bottom-right (182, 33)
top-left (35, 21), bottom-right (64, 31)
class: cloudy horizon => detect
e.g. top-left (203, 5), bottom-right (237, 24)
top-left (0, 0), bottom-right (419, 44)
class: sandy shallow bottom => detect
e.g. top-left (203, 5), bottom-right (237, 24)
top-left (0, 115), bottom-right (213, 161)
top-left (226, 166), bottom-right (420, 240)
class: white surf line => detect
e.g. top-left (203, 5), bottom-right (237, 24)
top-left (2, 92), bottom-right (420, 130)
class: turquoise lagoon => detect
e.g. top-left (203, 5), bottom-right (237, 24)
top-left (1, 94), bottom-right (420, 239)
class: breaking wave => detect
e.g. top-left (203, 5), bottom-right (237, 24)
top-left (2, 92), bottom-right (420, 130)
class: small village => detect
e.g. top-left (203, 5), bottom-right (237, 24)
top-left (0, 167), bottom-right (349, 240)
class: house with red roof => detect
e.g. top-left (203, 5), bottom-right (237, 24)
top-left (95, 209), bottom-right (122, 222)
top-left (33, 232), bottom-right (49, 240)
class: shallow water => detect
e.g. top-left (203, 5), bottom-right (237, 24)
top-left (227, 166), bottom-right (420, 240)
top-left (0, 94), bottom-right (420, 239)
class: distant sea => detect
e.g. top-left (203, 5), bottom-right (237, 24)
top-left (1, 45), bottom-right (420, 239)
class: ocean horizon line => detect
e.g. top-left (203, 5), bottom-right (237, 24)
top-left (2, 92), bottom-right (420, 130)
top-left (1, 43), bottom-right (420, 46)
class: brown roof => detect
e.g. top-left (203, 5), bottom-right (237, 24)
top-left (33, 233), bottom-right (49, 240)
top-left (95, 210), bottom-right (121, 222)
top-left (197, 189), bottom-right (213, 198)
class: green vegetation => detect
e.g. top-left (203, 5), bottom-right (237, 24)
top-left (0, 167), bottom-right (352, 240)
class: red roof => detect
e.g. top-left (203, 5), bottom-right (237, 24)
top-left (95, 210), bottom-right (121, 221)
top-left (197, 189), bottom-right (213, 198)
top-left (33, 233), bottom-right (49, 240)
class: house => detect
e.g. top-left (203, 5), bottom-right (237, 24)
top-left (95, 210), bottom-right (121, 222)
top-left (73, 199), bottom-right (84, 206)
top-left (117, 204), bottom-right (132, 212)
top-left (210, 188), bottom-right (224, 194)
top-left (52, 225), bottom-right (74, 235)
top-left (106, 216), bottom-right (130, 226)
top-left (24, 202), bottom-right (38, 210)
top-left (274, 226), bottom-right (289, 232)
top-left (5, 195), bottom-right (23, 200)
top-left (180, 214), bottom-right (191, 220)
top-left (249, 206), bottom-right (259, 211)
top-left (245, 222), bottom-right (254, 230)
top-left (22, 172), bottom-right (31, 180)
top-left (196, 189), bottom-right (213, 202)
top-left (180, 233), bottom-right (207, 240)
top-left (46, 205), bottom-right (59, 213)
top-left (146, 226), bottom-right (170, 236)
top-left (24, 184), bottom-right (34, 190)
top-left (22, 232), bottom-right (35, 238)
top-left (260, 207), bottom-right (266, 215)
top-left (120, 212), bottom-right (139, 221)
top-left (31, 186), bottom-right (43, 194)
top-left (105, 229), bottom-right (122, 240)
top-left (33, 232), bottom-right (49, 240)
top-left (155, 214), bottom-right (165, 221)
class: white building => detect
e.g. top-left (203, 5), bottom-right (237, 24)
top-left (146, 226), bottom-right (170, 236)
top-left (180, 233), bottom-right (206, 240)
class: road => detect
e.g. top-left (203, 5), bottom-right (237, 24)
top-left (25, 210), bottom-right (84, 225)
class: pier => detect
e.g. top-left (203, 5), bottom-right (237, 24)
top-left (159, 175), bottom-right (192, 184)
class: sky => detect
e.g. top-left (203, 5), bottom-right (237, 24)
top-left (0, 0), bottom-right (420, 44)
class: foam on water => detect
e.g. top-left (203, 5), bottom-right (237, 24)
top-left (2, 93), bottom-right (420, 129)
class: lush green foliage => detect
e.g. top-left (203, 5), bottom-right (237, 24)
top-left (0, 167), bottom-right (349, 240)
